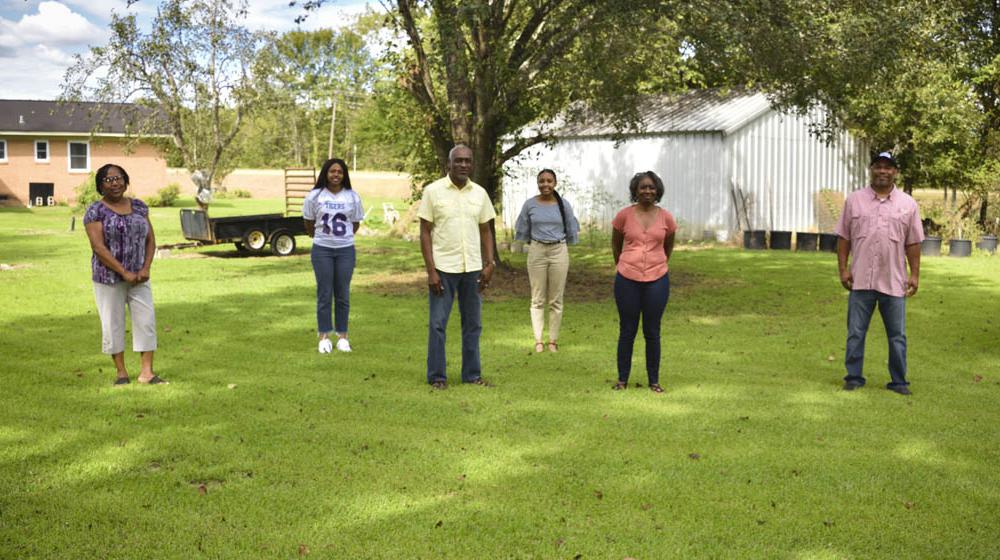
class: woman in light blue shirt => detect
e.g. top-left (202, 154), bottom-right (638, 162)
top-left (304, 158), bottom-right (364, 354)
top-left (514, 169), bottom-right (579, 352)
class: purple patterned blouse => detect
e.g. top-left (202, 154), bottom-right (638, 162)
top-left (83, 199), bottom-right (151, 285)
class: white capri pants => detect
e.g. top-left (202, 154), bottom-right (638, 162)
top-left (93, 281), bottom-right (157, 355)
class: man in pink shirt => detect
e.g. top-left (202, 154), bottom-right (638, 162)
top-left (835, 152), bottom-right (924, 395)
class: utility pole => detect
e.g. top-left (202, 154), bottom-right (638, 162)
top-left (327, 98), bottom-right (337, 160)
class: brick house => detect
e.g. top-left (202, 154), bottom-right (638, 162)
top-left (0, 100), bottom-right (168, 207)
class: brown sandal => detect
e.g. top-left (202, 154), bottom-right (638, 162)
top-left (547, 341), bottom-right (558, 352)
top-left (534, 342), bottom-right (545, 353)
top-left (612, 381), bottom-right (627, 390)
top-left (649, 383), bottom-right (664, 393)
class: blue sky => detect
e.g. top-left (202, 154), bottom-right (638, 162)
top-left (0, 0), bottom-right (375, 100)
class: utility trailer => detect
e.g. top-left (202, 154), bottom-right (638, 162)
top-left (178, 168), bottom-right (316, 257)
top-left (179, 210), bottom-right (305, 256)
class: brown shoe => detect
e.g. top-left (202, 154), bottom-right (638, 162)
top-left (431, 380), bottom-right (447, 390)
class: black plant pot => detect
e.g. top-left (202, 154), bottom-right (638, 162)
top-left (921, 236), bottom-right (942, 256)
top-left (796, 232), bottom-right (819, 251)
top-left (977, 235), bottom-right (998, 254)
top-left (769, 231), bottom-right (792, 250)
top-left (743, 230), bottom-right (766, 250)
top-left (819, 233), bottom-right (839, 253)
top-left (949, 239), bottom-right (972, 257)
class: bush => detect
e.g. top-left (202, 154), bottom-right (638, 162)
top-left (147, 183), bottom-right (182, 207)
top-left (72, 172), bottom-right (100, 211)
top-left (215, 189), bottom-right (252, 199)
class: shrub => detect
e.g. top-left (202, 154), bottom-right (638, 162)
top-left (72, 172), bottom-right (100, 211)
top-left (215, 189), bottom-right (252, 199)
top-left (145, 183), bottom-right (181, 207)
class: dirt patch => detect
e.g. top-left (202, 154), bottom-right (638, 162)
top-left (358, 260), bottom-right (713, 302)
top-left (0, 263), bottom-right (32, 271)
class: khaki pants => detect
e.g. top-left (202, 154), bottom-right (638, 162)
top-left (93, 281), bottom-right (157, 355)
top-left (526, 241), bottom-right (569, 342)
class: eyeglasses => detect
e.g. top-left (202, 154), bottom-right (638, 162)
top-left (102, 176), bottom-right (126, 184)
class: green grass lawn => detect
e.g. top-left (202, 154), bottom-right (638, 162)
top-left (1, 200), bottom-right (998, 559)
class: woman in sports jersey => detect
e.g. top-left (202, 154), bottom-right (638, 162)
top-left (303, 158), bottom-right (365, 353)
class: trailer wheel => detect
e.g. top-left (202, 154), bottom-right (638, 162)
top-left (243, 229), bottom-right (267, 252)
top-left (270, 231), bottom-right (296, 256)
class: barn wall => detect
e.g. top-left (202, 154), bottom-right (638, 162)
top-left (728, 108), bottom-right (868, 231)
top-left (503, 107), bottom-right (869, 236)
top-left (501, 133), bottom-right (727, 237)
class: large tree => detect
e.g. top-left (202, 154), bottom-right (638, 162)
top-left (375, 0), bottom-right (692, 199)
top-left (62, 0), bottom-right (270, 208)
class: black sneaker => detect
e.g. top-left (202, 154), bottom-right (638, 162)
top-left (843, 381), bottom-right (864, 391)
top-left (887, 385), bottom-right (912, 396)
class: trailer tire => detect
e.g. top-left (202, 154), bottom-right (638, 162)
top-left (243, 229), bottom-right (267, 252)
top-left (235, 241), bottom-right (249, 253)
top-left (270, 231), bottom-right (296, 256)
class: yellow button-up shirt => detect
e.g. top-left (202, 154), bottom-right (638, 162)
top-left (417, 176), bottom-right (496, 273)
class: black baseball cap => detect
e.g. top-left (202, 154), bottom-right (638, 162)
top-left (870, 151), bottom-right (898, 168)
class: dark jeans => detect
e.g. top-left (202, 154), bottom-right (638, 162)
top-left (845, 289), bottom-right (908, 388)
top-left (311, 244), bottom-right (356, 334)
top-left (427, 270), bottom-right (482, 384)
top-left (614, 272), bottom-right (670, 384)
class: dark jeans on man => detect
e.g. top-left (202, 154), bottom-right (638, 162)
top-left (614, 272), bottom-right (670, 385)
top-left (311, 244), bottom-right (356, 334)
top-left (427, 269), bottom-right (482, 384)
top-left (845, 289), bottom-right (908, 389)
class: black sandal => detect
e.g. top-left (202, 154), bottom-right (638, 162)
top-left (113, 377), bottom-right (130, 385)
top-left (138, 375), bottom-right (168, 385)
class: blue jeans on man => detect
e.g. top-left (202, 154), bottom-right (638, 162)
top-left (845, 289), bottom-right (908, 389)
top-left (311, 244), bottom-right (356, 334)
top-left (427, 270), bottom-right (482, 384)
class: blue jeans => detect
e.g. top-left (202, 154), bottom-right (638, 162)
top-left (614, 272), bottom-right (670, 384)
top-left (311, 244), bottom-right (355, 334)
top-left (427, 270), bottom-right (482, 384)
top-left (845, 290), bottom-right (908, 388)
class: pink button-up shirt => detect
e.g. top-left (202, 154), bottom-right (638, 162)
top-left (835, 186), bottom-right (924, 297)
top-left (612, 205), bottom-right (677, 282)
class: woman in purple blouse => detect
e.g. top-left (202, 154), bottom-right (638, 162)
top-left (83, 164), bottom-right (166, 385)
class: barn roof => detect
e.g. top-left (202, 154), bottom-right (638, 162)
top-left (0, 99), bottom-right (166, 136)
top-left (551, 88), bottom-right (772, 138)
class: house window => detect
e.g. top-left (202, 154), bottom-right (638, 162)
top-left (34, 140), bottom-right (49, 162)
top-left (0, 139), bottom-right (6, 162)
top-left (68, 141), bottom-right (90, 172)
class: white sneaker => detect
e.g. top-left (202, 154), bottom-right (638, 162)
top-left (318, 338), bottom-right (333, 353)
top-left (336, 338), bottom-right (352, 352)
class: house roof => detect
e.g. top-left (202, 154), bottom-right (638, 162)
top-left (0, 99), bottom-right (165, 136)
top-left (552, 88), bottom-right (773, 138)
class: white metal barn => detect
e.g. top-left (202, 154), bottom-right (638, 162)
top-left (501, 89), bottom-right (869, 238)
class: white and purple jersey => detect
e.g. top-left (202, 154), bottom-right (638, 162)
top-left (303, 188), bottom-right (365, 249)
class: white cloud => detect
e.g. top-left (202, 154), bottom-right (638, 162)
top-left (0, 46), bottom-right (74, 99)
top-left (0, 1), bottom-right (104, 48)
top-left (34, 43), bottom-right (74, 65)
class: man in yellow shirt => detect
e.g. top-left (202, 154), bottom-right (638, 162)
top-left (418, 144), bottom-right (496, 388)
